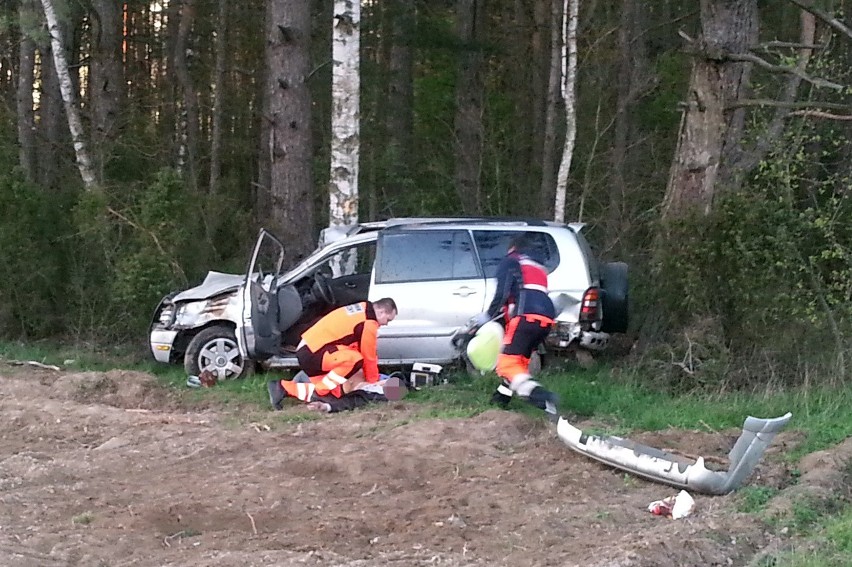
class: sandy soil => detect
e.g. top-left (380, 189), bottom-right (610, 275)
top-left (0, 364), bottom-right (840, 567)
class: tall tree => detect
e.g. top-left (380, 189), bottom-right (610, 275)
top-left (329, 0), bottom-right (361, 230)
top-left (39, 0), bottom-right (98, 190)
top-left (383, 0), bottom-right (415, 215)
top-left (259, 0), bottom-right (315, 262)
top-left (553, 0), bottom-right (578, 223)
top-left (89, 0), bottom-right (125, 180)
top-left (16, 0), bottom-right (38, 183)
top-left (453, 0), bottom-right (485, 215)
top-left (661, 0), bottom-right (758, 220)
top-left (539, 0), bottom-right (563, 219)
top-left (173, 0), bottom-right (200, 192)
top-left (606, 0), bottom-right (651, 251)
top-left (209, 0), bottom-right (229, 195)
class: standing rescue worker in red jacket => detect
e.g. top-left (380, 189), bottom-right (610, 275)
top-left (476, 233), bottom-right (559, 419)
top-left (267, 298), bottom-right (398, 409)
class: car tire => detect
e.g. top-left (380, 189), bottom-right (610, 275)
top-left (600, 261), bottom-right (629, 334)
top-left (184, 325), bottom-right (247, 380)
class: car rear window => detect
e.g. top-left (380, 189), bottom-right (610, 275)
top-left (377, 230), bottom-right (481, 283)
top-left (472, 230), bottom-right (560, 278)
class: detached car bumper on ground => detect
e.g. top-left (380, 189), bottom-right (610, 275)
top-left (149, 217), bottom-right (630, 380)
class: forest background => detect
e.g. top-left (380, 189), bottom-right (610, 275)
top-left (2, 0), bottom-right (852, 392)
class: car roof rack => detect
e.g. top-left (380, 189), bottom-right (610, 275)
top-left (382, 216), bottom-right (558, 229)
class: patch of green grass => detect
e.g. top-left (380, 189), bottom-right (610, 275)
top-left (71, 511), bottom-right (94, 525)
top-left (736, 486), bottom-right (779, 513)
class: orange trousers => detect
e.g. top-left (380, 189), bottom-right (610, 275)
top-left (496, 314), bottom-right (553, 383)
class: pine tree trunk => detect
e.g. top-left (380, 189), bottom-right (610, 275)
top-left (384, 0), bottom-right (414, 212)
top-left (329, 0), bottom-right (361, 229)
top-left (90, 0), bottom-right (124, 180)
top-left (539, 0), bottom-right (563, 219)
top-left (16, 0), bottom-right (38, 183)
top-left (209, 0), bottom-right (229, 194)
top-left (453, 0), bottom-right (485, 215)
top-left (662, 0), bottom-right (758, 220)
top-left (39, 0), bottom-right (98, 191)
top-left (173, 0), bottom-right (200, 192)
top-left (606, 0), bottom-right (651, 251)
top-left (553, 0), bottom-right (578, 223)
top-left (262, 0), bottom-right (315, 263)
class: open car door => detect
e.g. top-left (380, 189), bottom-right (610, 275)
top-left (239, 229), bottom-right (286, 360)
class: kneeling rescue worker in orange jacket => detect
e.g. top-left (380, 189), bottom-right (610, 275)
top-left (473, 233), bottom-right (559, 420)
top-left (267, 298), bottom-right (398, 410)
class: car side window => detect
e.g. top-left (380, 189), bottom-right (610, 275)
top-left (472, 230), bottom-right (560, 277)
top-left (315, 242), bottom-right (376, 278)
top-left (377, 230), bottom-right (480, 283)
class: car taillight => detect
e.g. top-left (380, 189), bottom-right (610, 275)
top-left (580, 287), bottom-right (600, 322)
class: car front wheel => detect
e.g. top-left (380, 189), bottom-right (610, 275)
top-left (184, 325), bottom-right (247, 380)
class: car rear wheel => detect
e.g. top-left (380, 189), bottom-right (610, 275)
top-left (601, 261), bottom-right (629, 334)
top-left (184, 325), bottom-right (247, 380)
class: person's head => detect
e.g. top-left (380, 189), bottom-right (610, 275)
top-left (508, 233), bottom-right (535, 254)
top-left (372, 297), bottom-right (398, 326)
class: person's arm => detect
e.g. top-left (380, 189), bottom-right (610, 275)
top-left (359, 320), bottom-right (380, 382)
top-left (486, 256), bottom-right (520, 318)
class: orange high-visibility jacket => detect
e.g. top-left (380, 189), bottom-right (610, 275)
top-left (300, 302), bottom-right (381, 381)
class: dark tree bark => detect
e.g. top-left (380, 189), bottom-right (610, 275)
top-left (259, 0), bottom-right (315, 263)
top-left (89, 0), bottom-right (125, 181)
top-left (539, 0), bottom-right (563, 219)
top-left (17, 0), bottom-right (38, 183)
top-left (209, 0), bottom-right (229, 194)
top-left (606, 0), bottom-right (652, 251)
top-left (173, 0), bottom-right (200, 192)
top-left (453, 0), bottom-right (485, 215)
top-left (37, 38), bottom-right (63, 189)
top-left (662, 0), bottom-right (758, 219)
top-left (383, 0), bottom-right (415, 212)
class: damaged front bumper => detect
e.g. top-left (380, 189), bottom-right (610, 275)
top-left (556, 412), bottom-right (793, 495)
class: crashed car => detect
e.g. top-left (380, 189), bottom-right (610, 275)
top-left (149, 217), bottom-right (629, 380)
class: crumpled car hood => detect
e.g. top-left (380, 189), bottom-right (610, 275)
top-left (173, 271), bottom-right (243, 302)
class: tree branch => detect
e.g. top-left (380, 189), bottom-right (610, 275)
top-left (789, 109), bottom-right (852, 120)
top-left (728, 99), bottom-right (852, 111)
top-left (786, 0), bottom-right (852, 42)
top-left (752, 40), bottom-right (825, 50)
top-left (723, 51), bottom-right (844, 90)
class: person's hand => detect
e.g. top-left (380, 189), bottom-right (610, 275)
top-left (451, 312), bottom-right (492, 350)
top-left (471, 312), bottom-right (492, 329)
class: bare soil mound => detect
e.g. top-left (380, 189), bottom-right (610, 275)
top-left (0, 365), bottom-right (842, 566)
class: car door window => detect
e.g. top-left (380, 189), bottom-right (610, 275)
top-left (377, 230), bottom-right (480, 283)
top-left (315, 242), bottom-right (376, 278)
top-left (472, 230), bottom-right (560, 277)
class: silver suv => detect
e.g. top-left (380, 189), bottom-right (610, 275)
top-left (149, 218), bottom-right (629, 379)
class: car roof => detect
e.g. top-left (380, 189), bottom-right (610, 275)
top-left (317, 217), bottom-right (585, 247)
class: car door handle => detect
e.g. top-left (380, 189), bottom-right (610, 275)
top-left (452, 286), bottom-right (478, 297)
top-left (344, 282), bottom-right (357, 289)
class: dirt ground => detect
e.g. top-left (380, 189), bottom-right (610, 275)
top-left (0, 363), bottom-right (845, 567)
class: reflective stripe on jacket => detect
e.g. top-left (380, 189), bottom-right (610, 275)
top-left (487, 252), bottom-right (556, 320)
top-left (300, 302), bottom-right (381, 381)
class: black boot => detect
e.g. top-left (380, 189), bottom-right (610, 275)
top-left (528, 386), bottom-right (559, 422)
top-left (490, 379), bottom-right (513, 408)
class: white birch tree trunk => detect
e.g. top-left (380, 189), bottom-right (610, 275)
top-left (329, 0), bottom-right (361, 231)
top-left (39, 0), bottom-right (98, 191)
top-left (553, 0), bottom-right (578, 223)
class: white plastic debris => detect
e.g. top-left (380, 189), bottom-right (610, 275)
top-left (671, 490), bottom-right (695, 519)
top-left (648, 490), bottom-right (695, 519)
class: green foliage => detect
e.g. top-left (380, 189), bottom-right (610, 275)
top-left (108, 169), bottom-right (209, 335)
top-left (0, 169), bottom-right (73, 337)
top-left (736, 486), bottom-right (779, 513)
